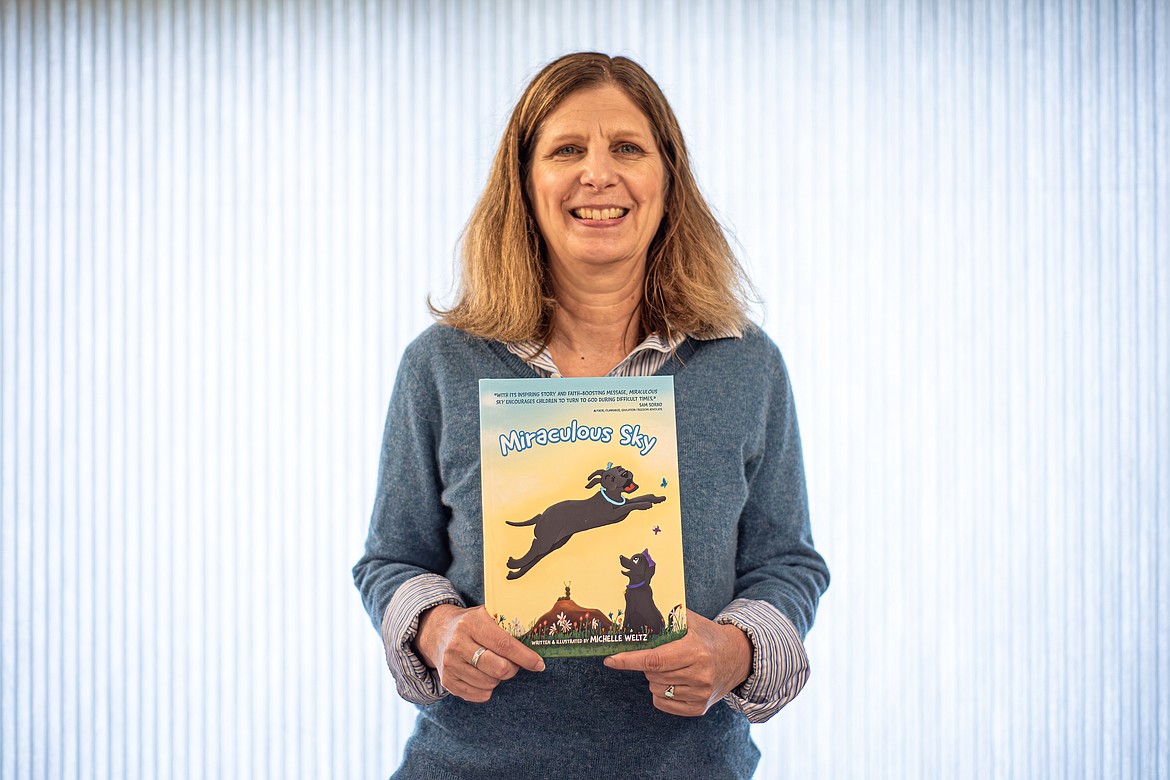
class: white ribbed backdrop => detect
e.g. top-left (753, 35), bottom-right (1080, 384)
top-left (2, 1), bottom-right (1167, 778)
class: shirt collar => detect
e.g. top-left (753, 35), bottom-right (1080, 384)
top-left (505, 326), bottom-right (741, 379)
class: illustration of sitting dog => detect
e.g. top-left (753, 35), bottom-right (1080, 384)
top-left (620, 549), bottom-right (665, 634)
top-left (505, 465), bottom-right (666, 580)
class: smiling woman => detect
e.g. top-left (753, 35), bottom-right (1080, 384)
top-left (433, 53), bottom-right (756, 350)
top-left (528, 85), bottom-right (668, 373)
top-left (353, 52), bottom-right (829, 780)
top-left (527, 86), bottom-right (667, 272)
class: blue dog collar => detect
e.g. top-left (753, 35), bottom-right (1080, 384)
top-left (600, 487), bottom-right (627, 506)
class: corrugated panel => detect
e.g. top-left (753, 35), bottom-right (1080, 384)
top-left (1, 1), bottom-right (1166, 778)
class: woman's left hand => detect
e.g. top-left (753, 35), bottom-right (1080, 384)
top-left (603, 609), bottom-right (752, 716)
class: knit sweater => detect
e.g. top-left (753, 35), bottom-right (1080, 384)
top-left (353, 324), bottom-right (829, 780)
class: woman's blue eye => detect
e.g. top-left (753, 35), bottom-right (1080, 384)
top-left (555, 145), bottom-right (579, 155)
top-left (617, 143), bottom-right (642, 154)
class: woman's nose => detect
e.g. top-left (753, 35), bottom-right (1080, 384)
top-left (579, 149), bottom-right (617, 188)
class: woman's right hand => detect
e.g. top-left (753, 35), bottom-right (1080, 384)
top-left (414, 604), bottom-right (546, 703)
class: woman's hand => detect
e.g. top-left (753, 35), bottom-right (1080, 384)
top-left (603, 609), bottom-right (752, 716)
top-left (414, 604), bottom-right (545, 703)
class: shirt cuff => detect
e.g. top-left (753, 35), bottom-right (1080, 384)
top-left (715, 598), bottom-right (811, 723)
top-left (381, 573), bottom-right (466, 706)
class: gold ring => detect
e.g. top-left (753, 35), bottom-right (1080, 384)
top-left (664, 685), bottom-right (676, 699)
top-left (470, 646), bottom-right (487, 668)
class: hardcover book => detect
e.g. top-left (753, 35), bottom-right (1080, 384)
top-left (479, 376), bottom-right (688, 657)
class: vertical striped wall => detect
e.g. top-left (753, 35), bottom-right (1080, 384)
top-left (2, 1), bottom-right (1166, 778)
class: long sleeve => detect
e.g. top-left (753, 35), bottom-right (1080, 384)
top-left (352, 348), bottom-right (455, 636)
top-left (380, 573), bottom-right (465, 704)
top-left (732, 353), bottom-right (830, 639)
top-left (715, 598), bottom-right (810, 723)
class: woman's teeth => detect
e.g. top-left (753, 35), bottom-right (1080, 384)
top-left (572, 207), bottom-right (628, 220)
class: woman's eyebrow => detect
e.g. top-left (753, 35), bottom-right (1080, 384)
top-left (539, 131), bottom-right (587, 145)
top-left (540, 126), bottom-right (652, 145)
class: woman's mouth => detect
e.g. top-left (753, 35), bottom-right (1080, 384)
top-left (571, 207), bottom-right (629, 221)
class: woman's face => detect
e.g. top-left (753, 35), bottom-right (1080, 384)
top-left (527, 86), bottom-right (667, 276)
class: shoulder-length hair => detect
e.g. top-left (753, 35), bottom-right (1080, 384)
top-left (433, 52), bottom-right (756, 343)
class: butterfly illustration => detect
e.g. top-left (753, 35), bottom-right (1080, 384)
top-left (660, 477), bottom-right (668, 488)
top-left (652, 526), bottom-right (661, 535)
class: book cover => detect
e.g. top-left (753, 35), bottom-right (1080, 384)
top-left (479, 376), bottom-right (688, 657)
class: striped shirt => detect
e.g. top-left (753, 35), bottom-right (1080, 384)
top-left (382, 329), bottom-right (811, 723)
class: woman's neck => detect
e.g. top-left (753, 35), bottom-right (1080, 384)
top-left (546, 259), bottom-right (645, 377)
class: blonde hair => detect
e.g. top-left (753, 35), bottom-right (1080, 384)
top-left (433, 52), bottom-right (756, 343)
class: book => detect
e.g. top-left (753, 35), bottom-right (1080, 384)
top-left (479, 375), bottom-right (688, 658)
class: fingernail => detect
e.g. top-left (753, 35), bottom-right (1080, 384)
top-left (536, 660), bottom-right (546, 672)
top-left (603, 657), bottom-right (615, 668)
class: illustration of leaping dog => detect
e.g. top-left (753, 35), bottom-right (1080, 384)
top-left (505, 465), bottom-right (666, 580)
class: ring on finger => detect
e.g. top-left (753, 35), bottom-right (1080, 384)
top-left (470, 646), bottom-right (487, 668)
top-left (664, 685), bottom-right (676, 699)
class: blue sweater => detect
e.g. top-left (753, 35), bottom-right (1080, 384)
top-left (354, 324), bottom-right (829, 779)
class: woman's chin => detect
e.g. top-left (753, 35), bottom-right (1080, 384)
top-left (552, 244), bottom-right (648, 272)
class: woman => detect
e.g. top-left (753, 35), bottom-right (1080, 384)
top-left (353, 52), bottom-right (829, 779)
